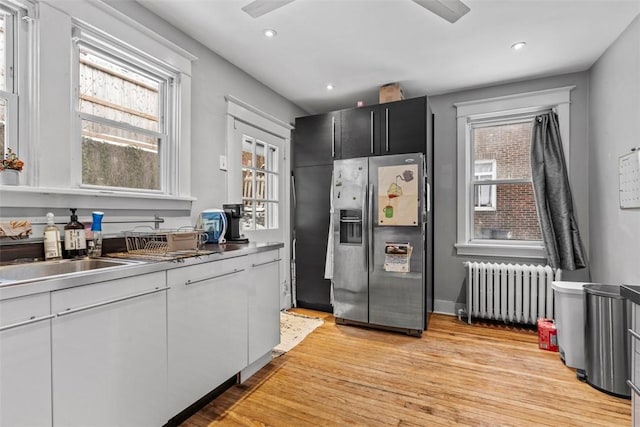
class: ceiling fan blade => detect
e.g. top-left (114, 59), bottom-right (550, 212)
top-left (242, 0), bottom-right (296, 18)
top-left (412, 0), bottom-right (470, 23)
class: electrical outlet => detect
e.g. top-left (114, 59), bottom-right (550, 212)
top-left (219, 155), bottom-right (227, 171)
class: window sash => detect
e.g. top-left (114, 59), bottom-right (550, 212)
top-left (468, 121), bottom-right (540, 243)
top-left (73, 26), bottom-right (175, 193)
top-left (0, 3), bottom-right (20, 156)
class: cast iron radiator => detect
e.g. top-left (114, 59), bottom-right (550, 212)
top-left (464, 262), bottom-right (561, 325)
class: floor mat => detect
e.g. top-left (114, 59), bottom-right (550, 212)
top-left (272, 311), bottom-right (324, 357)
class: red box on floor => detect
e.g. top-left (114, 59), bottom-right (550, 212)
top-left (537, 318), bottom-right (558, 352)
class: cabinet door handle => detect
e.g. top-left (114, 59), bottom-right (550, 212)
top-left (331, 116), bottom-right (336, 158)
top-left (370, 111), bottom-right (374, 154)
top-left (385, 107), bottom-right (389, 152)
top-left (627, 380), bottom-right (640, 396)
top-left (0, 314), bottom-right (55, 332)
top-left (57, 287), bottom-right (170, 317)
top-left (252, 259), bottom-right (282, 268)
top-left (185, 268), bottom-right (245, 286)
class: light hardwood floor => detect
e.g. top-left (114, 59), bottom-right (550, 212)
top-left (182, 309), bottom-right (630, 426)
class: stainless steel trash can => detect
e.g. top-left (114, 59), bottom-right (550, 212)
top-left (584, 284), bottom-right (631, 398)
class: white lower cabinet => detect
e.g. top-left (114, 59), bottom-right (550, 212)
top-left (51, 272), bottom-right (168, 427)
top-left (0, 293), bottom-right (53, 427)
top-left (167, 256), bottom-right (248, 416)
top-left (247, 249), bottom-right (281, 365)
top-left (0, 246), bottom-right (282, 426)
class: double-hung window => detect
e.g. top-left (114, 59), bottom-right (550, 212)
top-left (470, 118), bottom-right (541, 241)
top-left (455, 87), bottom-right (574, 258)
top-left (0, 1), bottom-right (29, 159)
top-left (74, 27), bottom-right (177, 193)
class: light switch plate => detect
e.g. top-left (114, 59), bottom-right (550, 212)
top-left (219, 155), bottom-right (227, 171)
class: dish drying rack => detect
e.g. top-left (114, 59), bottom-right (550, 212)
top-left (124, 227), bottom-right (203, 256)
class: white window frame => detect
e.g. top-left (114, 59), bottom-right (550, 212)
top-left (473, 159), bottom-right (496, 211)
top-left (455, 86), bottom-right (574, 259)
top-left (72, 24), bottom-right (177, 195)
top-left (0, 1), bottom-right (34, 174)
top-left (0, 0), bottom-right (196, 212)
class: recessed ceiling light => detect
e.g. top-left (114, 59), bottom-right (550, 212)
top-left (263, 29), bottom-right (277, 38)
top-left (326, 84), bottom-right (335, 91)
top-left (511, 41), bottom-right (527, 51)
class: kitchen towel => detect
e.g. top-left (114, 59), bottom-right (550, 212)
top-left (324, 170), bottom-right (334, 304)
top-left (0, 220), bottom-right (32, 239)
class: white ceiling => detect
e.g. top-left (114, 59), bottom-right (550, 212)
top-left (136, 0), bottom-right (640, 114)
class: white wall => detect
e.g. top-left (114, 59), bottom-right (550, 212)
top-left (589, 15), bottom-right (640, 285)
top-left (430, 72), bottom-right (591, 314)
top-left (0, 0), bottom-right (305, 236)
top-left (104, 0), bottom-right (306, 224)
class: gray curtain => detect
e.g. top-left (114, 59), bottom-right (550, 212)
top-left (531, 112), bottom-right (586, 270)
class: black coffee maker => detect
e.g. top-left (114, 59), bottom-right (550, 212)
top-left (222, 203), bottom-right (249, 243)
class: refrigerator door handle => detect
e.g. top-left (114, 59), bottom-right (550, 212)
top-left (363, 183), bottom-right (368, 271)
top-left (368, 183), bottom-right (374, 273)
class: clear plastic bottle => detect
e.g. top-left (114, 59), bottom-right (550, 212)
top-left (88, 211), bottom-right (104, 258)
top-left (43, 212), bottom-right (62, 260)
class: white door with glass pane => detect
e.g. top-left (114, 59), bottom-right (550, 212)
top-left (228, 119), bottom-right (290, 308)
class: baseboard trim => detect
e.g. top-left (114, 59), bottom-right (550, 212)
top-left (163, 375), bottom-right (236, 427)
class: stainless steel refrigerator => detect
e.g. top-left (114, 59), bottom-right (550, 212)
top-left (332, 153), bottom-right (427, 336)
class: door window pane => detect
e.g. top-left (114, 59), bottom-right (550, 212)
top-left (242, 138), bottom-right (253, 167)
top-left (240, 135), bottom-right (280, 231)
top-left (242, 200), bottom-right (254, 230)
top-left (255, 171), bottom-right (266, 200)
top-left (255, 141), bottom-right (265, 169)
top-left (267, 172), bottom-right (278, 201)
top-left (255, 200), bottom-right (265, 229)
top-left (242, 168), bottom-right (254, 199)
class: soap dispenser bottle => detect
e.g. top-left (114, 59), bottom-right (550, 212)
top-left (64, 208), bottom-right (87, 258)
top-left (43, 212), bottom-right (62, 260)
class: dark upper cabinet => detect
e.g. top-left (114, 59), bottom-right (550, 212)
top-left (340, 105), bottom-right (380, 158)
top-left (293, 111), bottom-right (340, 167)
top-left (380, 96), bottom-right (426, 155)
top-left (340, 96), bottom-right (426, 159)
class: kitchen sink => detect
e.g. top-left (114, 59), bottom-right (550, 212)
top-left (0, 258), bottom-right (143, 283)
